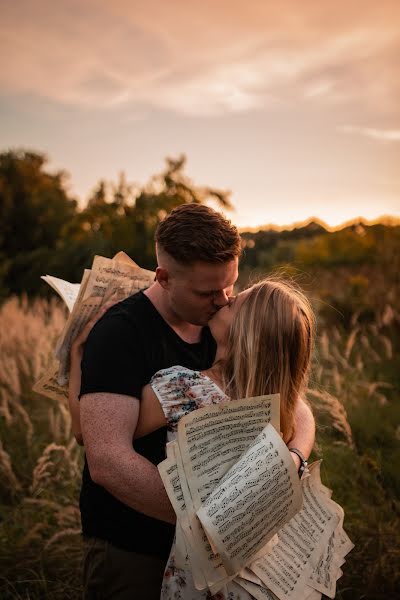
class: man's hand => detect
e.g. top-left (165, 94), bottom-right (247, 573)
top-left (80, 391), bottom-right (176, 524)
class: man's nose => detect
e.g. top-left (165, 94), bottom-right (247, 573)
top-left (213, 290), bottom-right (230, 308)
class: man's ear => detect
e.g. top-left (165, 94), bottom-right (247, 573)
top-left (156, 266), bottom-right (169, 290)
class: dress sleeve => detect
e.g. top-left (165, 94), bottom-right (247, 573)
top-left (150, 368), bottom-right (199, 430)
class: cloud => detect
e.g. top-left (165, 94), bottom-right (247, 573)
top-left (0, 0), bottom-right (399, 117)
top-left (340, 125), bottom-right (400, 141)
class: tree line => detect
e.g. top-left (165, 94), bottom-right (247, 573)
top-left (0, 150), bottom-right (232, 298)
top-left (1, 149), bottom-right (399, 303)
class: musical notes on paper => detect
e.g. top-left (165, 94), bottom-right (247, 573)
top-left (34, 253), bottom-right (154, 400)
top-left (159, 401), bottom-right (353, 598)
top-left (197, 424), bottom-right (302, 575)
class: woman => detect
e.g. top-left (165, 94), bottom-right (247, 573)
top-left (69, 276), bottom-right (315, 598)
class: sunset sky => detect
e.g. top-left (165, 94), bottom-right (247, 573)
top-left (1, 0), bottom-right (399, 229)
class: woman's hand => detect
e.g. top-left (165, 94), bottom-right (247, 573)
top-left (68, 301), bottom-right (117, 445)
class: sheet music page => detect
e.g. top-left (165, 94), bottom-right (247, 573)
top-left (158, 453), bottom-right (214, 591)
top-left (302, 587), bottom-right (323, 600)
top-left (165, 440), bottom-right (176, 460)
top-left (170, 440), bottom-right (193, 533)
top-left (238, 568), bottom-right (264, 586)
top-left (185, 503), bottom-right (236, 592)
top-left (165, 441), bottom-right (210, 580)
top-left (173, 444), bottom-right (224, 588)
top-left (235, 577), bottom-right (279, 599)
top-left (157, 455), bottom-right (188, 531)
top-left (111, 251), bottom-right (138, 266)
top-left (177, 394), bottom-right (280, 511)
top-left (81, 255), bottom-right (154, 303)
top-left (251, 534), bottom-right (279, 561)
top-left (174, 521), bottom-right (188, 570)
top-left (308, 503), bottom-right (353, 598)
top-left (34, 269), bottom-right (90, 397)
top-left (251, 462), bottom-right (341, 600)
top-left (208, 574), bottom-right (239, 596)
top-left (236, 572), bottom-right (322, 600)
top-left (41, 251), bottom-right (135, 311)
top-left (55, 257), bottom-right (155, 384)
top-left (335, 522), bottom-right (354, 560)
top-left (197, 424), bottom-right (302, 575)
top-left (32, 358), bottom-right (68, 403)
top-left (54, 268), bottom-right (91, 372)
top-left (159, 441), bottom-right (244, 593)
top-left (308, 528), bottom-right (340, 598)
top-left (166, 394), bottom-right (280, 591)
top-left (243, 582), bottom-right (322, 600)
top-left (41, 275), bottom-right (81, 312)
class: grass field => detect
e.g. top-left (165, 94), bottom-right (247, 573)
top-left (0, 274), bottom-right (399, 599)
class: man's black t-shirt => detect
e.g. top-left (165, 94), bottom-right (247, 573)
top-left (80, 291), bottom-right (216, 558)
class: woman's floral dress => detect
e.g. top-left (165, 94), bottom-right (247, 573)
top-left (150, 366), bottom-right (254, 600)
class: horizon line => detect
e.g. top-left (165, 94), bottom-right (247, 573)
top-left (237, 214), bottom-right (400, 234)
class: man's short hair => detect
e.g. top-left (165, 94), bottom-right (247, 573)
top-left (155, 203), bottom-right (242, 264)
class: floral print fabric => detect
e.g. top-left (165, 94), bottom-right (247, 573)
top-left (150, 365), bottom-right (229, 440)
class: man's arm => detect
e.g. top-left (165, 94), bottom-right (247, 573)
top-left (68, 302), bottom-right (117, 446)
top-left (287, 398), bottom-right (315, 470)
top-left (80, 391), bottom-right (176, 524)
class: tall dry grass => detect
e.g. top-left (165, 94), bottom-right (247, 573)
top-left (306, 300), bottom-right (400, 599)
top-left (0, 296), bottom-right (83, 599)
top-left (0, 293), bottom-right (399, 599)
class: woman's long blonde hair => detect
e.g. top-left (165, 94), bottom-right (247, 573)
top-left (220, 277), bottom-right (315, 442)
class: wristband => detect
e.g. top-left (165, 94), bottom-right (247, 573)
top-left (288, 447), bottom-right (308, 478)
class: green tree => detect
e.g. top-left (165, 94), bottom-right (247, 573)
top-left (0, 150), bottom-right (77, 295)
top-left (123, 154), bottom-right (233, 267)
top-left (0, 151), bottom-right (234, 296)
top-left (64, 155), bottom-right (233, 270)
top-left (0, 150), bottom-right (77, 256)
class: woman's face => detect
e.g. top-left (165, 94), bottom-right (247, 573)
top-left (208, 287), bottom-right (251, 345)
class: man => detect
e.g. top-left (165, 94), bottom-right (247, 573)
top-left (79, 203), bottom-right (315, 599)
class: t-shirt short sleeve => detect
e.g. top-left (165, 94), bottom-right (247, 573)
top-left (80, 312), bottom-right (146, 400)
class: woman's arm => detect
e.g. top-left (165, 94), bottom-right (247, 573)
top-left (134, 384), bottom-right (167, 439)
top-left (287, 398), bottom-right (315, 470)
